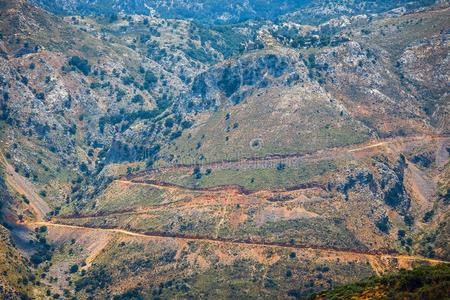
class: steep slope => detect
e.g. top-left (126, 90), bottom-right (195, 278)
top-left (1, 0), bottom-right (202, 212)
top-left (0, 1), bottom-right (448, 299)
top-left (0, 165), bottom-right (42, 299)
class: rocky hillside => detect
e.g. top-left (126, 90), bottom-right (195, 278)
top-left (0, 0), bottom-right (448, 299)
top-left (0, 165), bottom-right (40, 299)
top-left (30, 0), bottom-right (438, 25)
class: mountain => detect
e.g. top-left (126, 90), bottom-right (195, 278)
top-left (0, 0), bottom-right (449, 299)
top-left (30, 0), bottom-right (438, 24)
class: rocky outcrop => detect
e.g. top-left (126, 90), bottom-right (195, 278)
top-left (181, 52), bottom-right (305, 112)
top-left (375, 155), bottom-right (410, 214)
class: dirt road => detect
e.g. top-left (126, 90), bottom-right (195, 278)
top-left (5, 135), bottom-right (449, 271)
top-left (30, 221), bottom-right (449, 265)
top-left (126, 134), bottom-right (449, 180)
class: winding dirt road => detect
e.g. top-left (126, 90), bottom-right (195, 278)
top-left (2, 134), bottom-right (448, 271)
top-left (30, 221), bottom-right (448, 265)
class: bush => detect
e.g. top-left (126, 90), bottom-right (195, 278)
top-left (276, 163), bottom-right (286, 171)
top-left (22, 195), bottom-right (30, 204)
top-left (36, 92), bottom-right (45, 100)
top-left (181, 120), bottom-right (193, 129)
top-left (193, 166), bottom-right (201, 179)
top-left (116, 89), bottom-right (126, 102)
top-left (30, 236), bottom-right (52, 266)
top-left (164, 118), bottom-right (174, 128)
top-left (68, 56), bottom-right (91, 76)
top-left (170, 130), bottom-right (182, 140)
top-left (404, 214), bottom-right (414, 227)
top-left (131, 94), bottom-right (144, 104)
top-left (69, 264), bottom-right (79, 274)
top-left (376, 215), bottom-right (390, 234)
top-left (311, 264), bottom-right (450, 300)
top-left (144, 70), bottom-right (158, 90)
top-left (423, 210), bottom-right (434, 223)
top-left (113, 287), bottom-right (144, 300)
top-left (75, 267), bottom-right (111, 292)
top-left (79, 162), bottom-right (89, 174)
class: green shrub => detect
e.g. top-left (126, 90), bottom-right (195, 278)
top-left (144, 70), bottom-right (158, 90)
top-left (68, 56), bottom-right (91, 76)
top-left (69, 264), bottom-right (79, 274)
top-left (376, 215), bottom-right (390, 234)
top-left (131, 94), bottom-right (144, 104)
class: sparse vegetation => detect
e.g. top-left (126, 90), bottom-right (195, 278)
top-left (0, 1), bottom-right (448, 299)
top-left (309, 264), bottom-right (450, 300)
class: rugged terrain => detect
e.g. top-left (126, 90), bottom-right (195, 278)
top-left (0, 0), bottom-right (449, 299)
